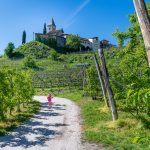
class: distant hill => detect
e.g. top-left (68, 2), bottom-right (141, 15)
top-left (14, 41), bottom-right (51, 59)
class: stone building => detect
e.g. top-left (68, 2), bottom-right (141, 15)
top-left (35, 18), bottom-right (102, 51)
top-left (80, 37), bottom-right (100, 51)
top-left (35, 18), bottom-right (66, 47)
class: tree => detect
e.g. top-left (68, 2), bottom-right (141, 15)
top-left (43, 23), bottom-right (47, 34)
top-left (4, 42), bottom-right (15, 58)
top-left (133, 0), bottom-right (150, 67)
top-left (22, 30), bottom-right (26, 44)
top-left (66, 34), bottom-right (81, 50)
top-left (112, 28), bottom-right (127, 47)
top-left (0, 68), bottom-right (34, 120)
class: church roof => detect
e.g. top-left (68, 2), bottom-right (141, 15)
top-left (48, 18), bottom-right (56, 27)
top-left (47, 29), bottom-right (64, 36)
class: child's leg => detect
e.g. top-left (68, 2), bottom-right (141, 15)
top-left (48, 101), bottom-right (52, 108)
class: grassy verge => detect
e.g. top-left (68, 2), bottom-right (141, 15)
top-left (0, 100), bottom-right (41, 136)
top-left (58, 91), bottom-right (150, 150)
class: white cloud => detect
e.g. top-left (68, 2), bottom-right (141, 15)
top-left (64, 0), bottom-right (91, 29)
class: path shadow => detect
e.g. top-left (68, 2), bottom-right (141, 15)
top-left (49, 123), bottom-right (69, 127)
top-left (0, 101), bottom-right (66, 149)
top-left (0, 121), bottom-right (60, 148)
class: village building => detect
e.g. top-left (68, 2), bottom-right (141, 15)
top-left (35, 18), bottom-right (66, 47)
top-left (35, 18), bottom-right (101, 51)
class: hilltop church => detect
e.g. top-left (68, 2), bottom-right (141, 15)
top-left (35, 18), bottom-right (101, 51)
top-left (35, 18), bottom-right (66, 47)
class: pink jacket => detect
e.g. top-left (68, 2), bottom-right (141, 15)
top-left (47, 96), bottom-right (53, 102)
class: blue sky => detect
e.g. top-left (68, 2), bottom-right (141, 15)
top-left (0, 0), bottom-right (149, 54)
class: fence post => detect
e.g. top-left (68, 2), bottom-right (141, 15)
top-left (98, 47), bottom-right (118, 120)
top-left (93, 54), bottom-right (109, 107)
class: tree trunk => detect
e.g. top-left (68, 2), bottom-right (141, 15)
top-left (17, 101), bottom-right (21, 112)
top-left (93, 54), bottom-right (109, 107)
top-left (9, 108), bottom-right (12, 116)
top-left (98, 48), bottom-right (118, 120)
top-left (133, 0), bottom-right (150, 67)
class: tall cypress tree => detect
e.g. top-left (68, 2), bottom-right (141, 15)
top-left (22, 30), bottom-right (26, 44)
top-left (43, 23), bottom-right (47, 34)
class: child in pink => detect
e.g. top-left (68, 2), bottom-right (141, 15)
top-left (47, 94), bottom-right (53, 108)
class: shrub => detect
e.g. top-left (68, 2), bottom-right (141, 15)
top-left (48, 49), bottom-right (59, 61)
top-left (23, 56), bottom-right (37, 68)
top-left (58, 54), bottom-right (67, 62)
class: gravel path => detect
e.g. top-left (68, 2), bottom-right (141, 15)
top-left (0, 96), bottom-right (104, 150)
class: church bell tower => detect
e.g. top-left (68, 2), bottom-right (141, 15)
top-left (47, 18), bottom-right (56, 32)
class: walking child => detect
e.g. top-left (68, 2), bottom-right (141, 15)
top-left (47, 94), bottom-right (53, 108)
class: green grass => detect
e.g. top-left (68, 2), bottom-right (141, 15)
top-left (0, 52), bottom-right (94, 71)
top-left (58, 91), bottom-right (150, 150)
top-left (0, 100), bottom-right (41, 136)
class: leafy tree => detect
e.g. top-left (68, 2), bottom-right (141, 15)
top-left (97, 3), bottom-right (150, 116)
top-left (43, 23), bottom-right (47, 34)
top-left (113, 3), bottom-right (150, 49)
top-left (111, 3), bottom-right (150, 100)
top-left (0, 69), bottom-right (34, 120)
top-left (22, 30), bottom-right (26, 44)
top-left (4, 42), bottom-right (15, 58)
top-left (66, 34), bottom-right (81, 50)
top-left (112, 28), bottom-right (127, 47)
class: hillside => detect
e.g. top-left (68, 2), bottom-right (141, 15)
top-left (14, 41), bottom-right (51, 59)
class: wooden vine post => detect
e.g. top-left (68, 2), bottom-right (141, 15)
top-left (133, 0), bottom-right (150, 67)
top-left (98, 46), bottom-right (118, 120)
top-left (93, 54), bottom-right (109, 107)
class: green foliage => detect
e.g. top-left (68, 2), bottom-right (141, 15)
top-left (105, 44), bottom-right (150, 115)
top-left (106, 3), bottom-right (150, 116)
top-left (23, 56), bottom-right (37, 68)
top-left (126, 88), bottom-right (150, 115)
top-left (0, 68), bottom-right (34, 121)
top-left (58, 54), bottom-right (67, 62)
top-left (4, 42), bottom-right (15, 58)
top-left (15, 41), bottom-right (51, 59)
top-left (48, 49), bottom-right (59, 60)
top-left (112, 28), bottom-right (127, 47)
top-left (22, 30), bottom-right (26, 44)
top-left (113, 3), bottom-right (150, 49)
top-left (66, 34), bottom-right (81, 50)
top-left (36, 36), bottom-right (57, 50)
top-left (85, 66), bottom-right (100, 99)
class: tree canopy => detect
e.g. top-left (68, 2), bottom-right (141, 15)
top-left (4, 42), bottom-right (15, 58)
top-left (66, 34), bottom-right (81, 50)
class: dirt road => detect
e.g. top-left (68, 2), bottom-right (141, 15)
top-left (0, 96), bottom-right (104, 150)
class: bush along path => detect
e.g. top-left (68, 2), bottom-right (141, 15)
top-left (0, 96), bottom-right (104, 150)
